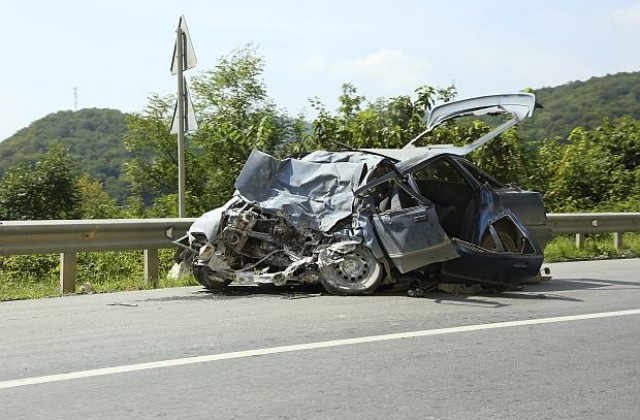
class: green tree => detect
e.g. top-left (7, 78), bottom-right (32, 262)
top-left (537, 118), bottom-right (640, 212)
top-left (540, 126), bottom-right (620, 211)
top-left (0, 145), bottom-right (81, 220)
top-left (76, 175), bottom-right (121, 219)
top-left (594, 117), bottom-right (640, 209)
top-left (0, 108), bottom-right (130, 203)
top-left (124, 45), bottom-right (305, 216)
top-left (468, 126), bottom-right (536, 187)
top-left (309, 83), bottom-right (457, 151)
top-left (123, 94), bottom-right (177, 205)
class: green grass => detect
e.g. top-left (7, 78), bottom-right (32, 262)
top-left (2, 233), bottom-right (639, 301)
top-left (544, 232), bottom-right (640, 262)
top-left (0, 249), bottom-right (197, 301)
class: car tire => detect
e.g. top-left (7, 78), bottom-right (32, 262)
top-left (192, 265), bottom-right (232, 291)
top-left (319, 245), bottom-right (383, 295)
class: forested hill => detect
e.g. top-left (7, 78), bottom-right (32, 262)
top-left (520, 71), bottom-right (640, 140)
top-left (0, 71), bottom-right (638, 203)
top-left (0, 108), bottom-right (130, 201)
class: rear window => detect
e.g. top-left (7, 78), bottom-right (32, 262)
top-left (458, 160), bottom-right (505, 188)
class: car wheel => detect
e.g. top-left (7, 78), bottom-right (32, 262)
top-left (192, 265), bottom-right (232, 291)
top-left (319, 245), bottom-right (383, 295)
top-left (481, 229), bottom-right (518, 253)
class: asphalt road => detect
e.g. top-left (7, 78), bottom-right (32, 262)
top-left (1, 258), bottom-right (639, 420)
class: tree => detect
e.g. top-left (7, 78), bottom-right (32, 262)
top-left (308, 83), bottom-right (457, 151)
top-left (0, 108), bottom-right (130, 204)
top-left (0, 145), bottom-right (81, 220)
top-left (124, 45), bottom-right (305, 216)
top-left (468, 126), bottom-right (536, 187)
top-left (306, 83), bottom-right (539, 187)
top-left (537, 118), bottom-right (640, 212)
top-left (76, 175), bottom-right (120, 219)
top-left (123, 94), bottom-right (177, 204)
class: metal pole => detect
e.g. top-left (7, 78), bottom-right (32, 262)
top-left (176, 27), bottom-right (186, 218)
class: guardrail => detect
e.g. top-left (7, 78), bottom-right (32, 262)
top-left (546, 212), bottom-right (640, 248)
top-left (1, 213), bottom-right (639, 294)
top-left (0, 218), bottom-right (195, 293)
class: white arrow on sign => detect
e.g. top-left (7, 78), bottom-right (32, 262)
top-left (170, 78), bottom-right (198, 134)
top-left (170, 15), bottom-right (197, 75)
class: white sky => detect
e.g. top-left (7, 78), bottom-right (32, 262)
top-left (2, 0), bottom-right (640, 140)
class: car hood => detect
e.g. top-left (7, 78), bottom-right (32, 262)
top-left (234, 150), bottom-right (384, 232)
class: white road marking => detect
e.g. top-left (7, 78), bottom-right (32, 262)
top-left (2, 308), bottom-right (640, 390)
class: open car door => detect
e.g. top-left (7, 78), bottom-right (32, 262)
top-left (362, 180), bottom-right (459, 273)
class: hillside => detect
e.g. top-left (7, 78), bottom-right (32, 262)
top-left (0, 71), bottom-right (638, 205)
top-left (0, 108), bottom-right (130, 202)
top-left (520, 71), bottom-right (640, 140)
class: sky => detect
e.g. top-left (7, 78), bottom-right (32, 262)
top-left (2, 0), bottom-right (640, 140)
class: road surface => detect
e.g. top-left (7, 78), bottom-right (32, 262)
top-left (1, 258), bottom-right (639, 419)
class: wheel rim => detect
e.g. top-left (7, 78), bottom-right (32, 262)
top-left (320, 246), bottom-right (382, 292)
top-left (481, 230), bottom-right (517, 252)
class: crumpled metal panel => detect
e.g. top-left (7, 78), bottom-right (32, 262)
top-left (234, 150), bottom-right (380, 232)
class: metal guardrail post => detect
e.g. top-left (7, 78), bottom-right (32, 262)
top-left (613, 232), bottom-right (623, 250)
top-left (144, 248), bottom-right (159, 287)
top-left (60, 252), bottom-right (77, 293)
top-left (575, 232), bottom-right (624, 249)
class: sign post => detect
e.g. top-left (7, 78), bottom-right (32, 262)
top-left (170, 15), bottom-right (197, 217)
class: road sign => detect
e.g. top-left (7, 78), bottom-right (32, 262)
top-left (170, 15), bottom-right (198, 218)
top-left (170, 79), bottom-right (198, 134)
top-left (170, 15), bottom-right (197, 75)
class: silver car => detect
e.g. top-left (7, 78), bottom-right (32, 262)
top-left (175, 93), bottom-right (550, 295)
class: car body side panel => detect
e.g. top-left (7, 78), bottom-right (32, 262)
top-left (441, 199), bottom-right (544, 287)
top-left (441, 239), bottom-right (543, 286)
top-left (494, 190), bottom-right (546, 226)
top-left (493, 189), bottom-right (551, 249)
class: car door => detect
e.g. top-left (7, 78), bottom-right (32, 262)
top-left (369, 182), bottom-right (459, 273)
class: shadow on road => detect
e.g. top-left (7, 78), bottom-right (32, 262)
top-left (526, 277), bottom-right (640, 293)
top-left (426, 277), bottom-right (640, 306)
top-left (425, 289), bottom-right (582, 307)
top-left (137, 276), bottom-right (638, 305)
top-left (139, 285), bottom-right (325, 303)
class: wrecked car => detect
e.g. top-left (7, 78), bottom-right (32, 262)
top-left (175, 93), bottom-right (551, 295)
